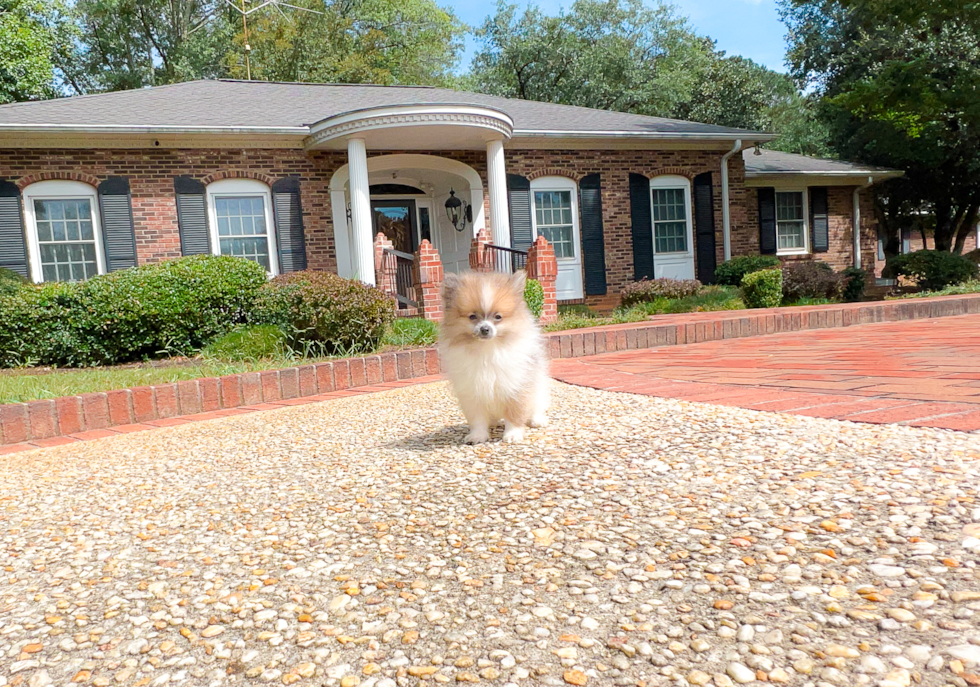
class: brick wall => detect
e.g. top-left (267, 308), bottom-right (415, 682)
top-left (0, 146), bottom-right (754, 306)
top-left (744, 186), bottom-right (879, 273)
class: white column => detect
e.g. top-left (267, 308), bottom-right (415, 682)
top-left (347, 137), bottom-right (375, 285)
top-left (486, 139), bottom-right (511, 248)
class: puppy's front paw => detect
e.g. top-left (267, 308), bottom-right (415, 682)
top-left (502, 427), bottom-right (525, 443)
top-left (529, 413), bottom-right (549, 428)
top-left (464, 431), bottom-right (490, 445)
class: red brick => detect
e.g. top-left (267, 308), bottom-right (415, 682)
top-left (280, 367), bottom-right (300, 399)
top-left (26, 399), bottom-right (57, 440)
top-left (55, 396), bottom-right (83, 436)
top-left (315, 363), bottom-right (335, 393)
top-left (1, 403), bottom-right (29, 444)
top-left (349, 358), bottom-right (367, 387)
top-left (411, 350), bottom-right (427, 378)
top-left (240, 373), bottom-right (262, 405)
top-left (198, 377), bottom-right (220, 412)
top-left (177, 380), bottom-right (202, 415)
top-left (106, 389), bottom-right (134, 426)
top-left (260, 371), bottom-right (281, 402)
top-left (298, 365), bottom-right (317, 396)
top-left (131, 386), bottom-right (156, 422)
top-left (333, 360), bottom-right (352, 389)
top-left (379, 353), bottom-right (398, 382)
top-left (395, 352), bottom-right (412, 380)
top-left (219, 375), bottom-right (242, 408)
top-left (365, 356), bottom-right (383, 384)
top-left (424, 349), bottom-right (440, 376)
top-left (80, 392), bottom-right (110, 430)
top-left (153, 384), bottom-right (179, 419)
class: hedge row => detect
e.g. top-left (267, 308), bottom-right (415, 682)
top-left (0, 256), bottom-right (396, 369)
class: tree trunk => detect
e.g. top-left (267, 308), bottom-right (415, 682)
top-left (953, 201), bottom-right (979, 254)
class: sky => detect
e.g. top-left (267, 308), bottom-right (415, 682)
top-left (448, 0), bottom-right (790, 74)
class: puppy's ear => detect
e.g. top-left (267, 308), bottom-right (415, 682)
top-left (442, 272), bottom-right (461, 307)
top-left (511, 269), bottom-right (527, 294)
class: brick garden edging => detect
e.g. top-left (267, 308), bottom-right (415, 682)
top-left (2, 292), bottom-right (980, 448)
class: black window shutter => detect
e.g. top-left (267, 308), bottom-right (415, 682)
top-left (98, 176), bottom-right (138, 272)
top-left (578, 173), bottom-right (607, 296)
top-left (174, 176), bottom-right (210, 256)
top-left (809, 186), bottom-right (829, 253)
top-left (507, 173), bottom-right (533, 253)
top-left (693, 172), bottom-right (717, 284)
top-left (272, 176), bottom-right (307, 273)
top-left (629, 172), bottom-right (654, 281)
top-left (0, 180), bottom-right (29, 279)
top-left (758, 187), bottom-right (777, 255)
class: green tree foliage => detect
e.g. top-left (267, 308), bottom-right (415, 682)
top-left (780, 0), bottom-right (980, 252)
top-left (0, 0), bottom-right (77, 102)
top-left (226, 0), bottom-right (464, 86)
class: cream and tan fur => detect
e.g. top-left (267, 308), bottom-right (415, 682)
top-left (439, 271), bottom-right (550, 444)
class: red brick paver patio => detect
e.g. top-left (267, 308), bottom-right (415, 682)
top-left (551, 313), bottom-right (980, 431)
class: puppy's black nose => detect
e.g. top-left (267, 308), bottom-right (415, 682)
top-left (479, 324), bottom-right (491, 336)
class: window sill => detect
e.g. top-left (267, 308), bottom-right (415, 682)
top-left (776, 250), bottom-right (810, 257)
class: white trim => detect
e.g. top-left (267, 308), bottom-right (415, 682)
top-left (774, 188), bottom-right (810, 256)
top-left (512, 129), bottom-right (776, 141)
top-left (530, 176), bottom-right (584, 300)
top-left (22, 180), bottom-right (105, 283)
top-left (721, 139), bottom-right (742, 261)
top-left (205, 178), bottom-right (280, 276)
top-left (649, 175), bottom-right (695, 257)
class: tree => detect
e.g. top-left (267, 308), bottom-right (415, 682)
top-left (69, 0), bottom-right (234, 92)
top-left (780, 0), bottom-right (980, 253)
top-left (225, 0), bottom-right (464, 86)
top-left (0, 0), bottom-right (77, 102)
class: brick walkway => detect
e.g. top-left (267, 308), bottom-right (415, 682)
top-left (552, 313), bottom-right (980, 431)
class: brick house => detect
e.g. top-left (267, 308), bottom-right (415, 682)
top-left (0, 80), bottom-right (901, 308)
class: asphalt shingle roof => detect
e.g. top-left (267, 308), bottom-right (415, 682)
top-left (744, 148), bottom-right (901, 176)
top-left (0, 79), bottom-right (770, 138)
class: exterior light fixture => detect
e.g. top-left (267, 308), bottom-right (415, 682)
top-left (445, 188), bottom-right (471, 232)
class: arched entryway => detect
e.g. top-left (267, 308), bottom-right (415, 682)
top-left (329, 154), bottom-right (486, 279)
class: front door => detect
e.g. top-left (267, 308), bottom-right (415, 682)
top-left (372, 199), bottom-right (417, 254)
top-left (532, 185), bottom-right (584, 300)
top-left (651, 185), bottom-right (696, 280)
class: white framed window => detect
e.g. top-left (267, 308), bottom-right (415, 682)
top-left (775, 189), bottom-right (809, 255)
top-left (22, 180), bottom-right (105, 283)
top-left (530, 176), bottom-right (579, 259)
top-left (649, 176), bottom-right (693, 255)
top-left (206, 178), bottom-right (279, 275)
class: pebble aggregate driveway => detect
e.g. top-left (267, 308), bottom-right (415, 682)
top-left (1, 381), bottom-right (979, 687)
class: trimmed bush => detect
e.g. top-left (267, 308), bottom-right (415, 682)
top-left (524, 277), bottom-right (544, 319)
top-left (883, 250), bottom-right (979, 291)
top-left (253, 270), bottom-right (395, 355)
top-left (841, 267), bottom-right (867, 303)
top-left (781, 260), bottom-right (844, 301)
top-left (202, 325), bottom-right (287, 361)
top-left (0, 267), bottom-right (27, 296)
top-left (621, 277), bottom-right (703, 306)
top-left (0, 282), bottom-right (85, 368)
top-left (741, 268), bottom-right (783, 309)
top-left (714, 255), bottom-right (781, 286)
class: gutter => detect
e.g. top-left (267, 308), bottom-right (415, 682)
top-left (853, 176), bottom-right (875, 269)
top-left (721, 139), bottom-right (743, 261)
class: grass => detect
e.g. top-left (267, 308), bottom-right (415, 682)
top-left (890, 280), bottom-right (980, 299)
top-left (781, 296), bottom-right (836, 307)
top-left (383, 317), bottom-right (439, 348)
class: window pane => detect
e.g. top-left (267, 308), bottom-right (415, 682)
top-left (533, 190), bottom-right (574, 259)
top-left (652, 187), bottom-right (688, 253)
top-left (34, 197), bottom-right (99, 282)
top-left (776, 192), bottom-right (804, 221)
top-left (654, 221), bottom-right (688, 253)
top-left (52, 220), bottom-right (67, 242)
top-left (219, 236), bottom-right (270, 270)
top-left (777, 221), bottom-right (806, 249)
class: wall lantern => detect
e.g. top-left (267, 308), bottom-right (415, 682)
top-left (445, 188), bottom-right (472, 232)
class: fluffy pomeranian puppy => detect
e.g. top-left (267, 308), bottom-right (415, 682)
top-left (439, 270), bottom-right (550, 444)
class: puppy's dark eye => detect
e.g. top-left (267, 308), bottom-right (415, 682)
top-left (494, 313), bottom-right (503, 321)
top-left (468, 314), bottom-right (478, 321)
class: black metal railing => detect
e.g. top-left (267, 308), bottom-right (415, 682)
top-left (485, 244), bottom-right (528, 273)
top-left (382, 247), bottom-right (418, 310)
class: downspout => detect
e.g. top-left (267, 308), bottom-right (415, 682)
top-left (721, 139), bottom-right (742, 261)
top-left (852, 175), bottom-right (874, 269)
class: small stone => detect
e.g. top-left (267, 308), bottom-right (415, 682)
top-left (869, 565), bottom-right (906, 578)
top-left (768, 668), bottom-right (790, 683)
top-left (886, 609), bottom-right (915, 623)
top-left (563, 670), bottom-right (588, 685)
top-left (295, 664), bottom-right (315, 679)
top-left (714, 600), bottom-right (734, 610)
top-left (827, 645), bottom-right (861, 658)
top-left (793, 658), bottom-right (815, 675)
top-left (28, 670), bottom-right (52, 687)
top-left (200, 625), bottom-right (224, 638)
top-left (952, 592), bottom-right (980, 603)
top-left (362, 664), bottom-right (381, 676)
top-left (860, 656), bottom-right (887, 673)
top-left (687, 670), bottom-right (711, 685)
top-left (341, 678), bottom-right (359, 687)
top-left (947, 646), bottom-right (980, 666)
top-left (408, 667), bottom-right (439, 677)
top-left (727, 662), bottom-right (756, 684)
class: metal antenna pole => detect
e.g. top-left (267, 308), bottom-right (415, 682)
top-left (241, 0), bottom-right (251, 80)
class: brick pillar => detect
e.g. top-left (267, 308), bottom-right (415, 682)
top-left (527, 234), bottom-right (558, 324)
top-left (373, 232), bottom-right (397, 297)
top-left (469, 227), bottom-right (492, 272)
top-left (413, 239), bottom-right (444, 321)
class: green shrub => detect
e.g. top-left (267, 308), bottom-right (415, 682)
top-left (621, 277), bottom-right (702, 306)
top-left (883, 250), bottom-right (979, 291)
top-left (202, 325), bottom-right (287, 361)
top-left (383, 318), bottom-right (438, 348)
top-left (253, 270), bottom-right (395, 355)
top-left (523, 277), bottom-right (544, 319)
top-left (75, 255), bottom-right (268, 364)
top-left (0, 267), bottom-right (27, 296)
top-left (714, 255), bottom-right (781, 286)
top-left (841, 267), bottom-right (867, 302)
top-left (741, 268), bottom-right (783, 309)
top-left (781, 261), bottom-right (844, 302)
top-left (0, 282), bottom-right (86, 368)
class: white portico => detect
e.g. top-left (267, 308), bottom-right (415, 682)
top-left (307, 104), bottom-right (515, 286)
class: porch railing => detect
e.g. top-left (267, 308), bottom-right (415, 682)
top-left (485, 244), bottom-right (528, 273)
top-left (381, 247), bottom-right (418, 310)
